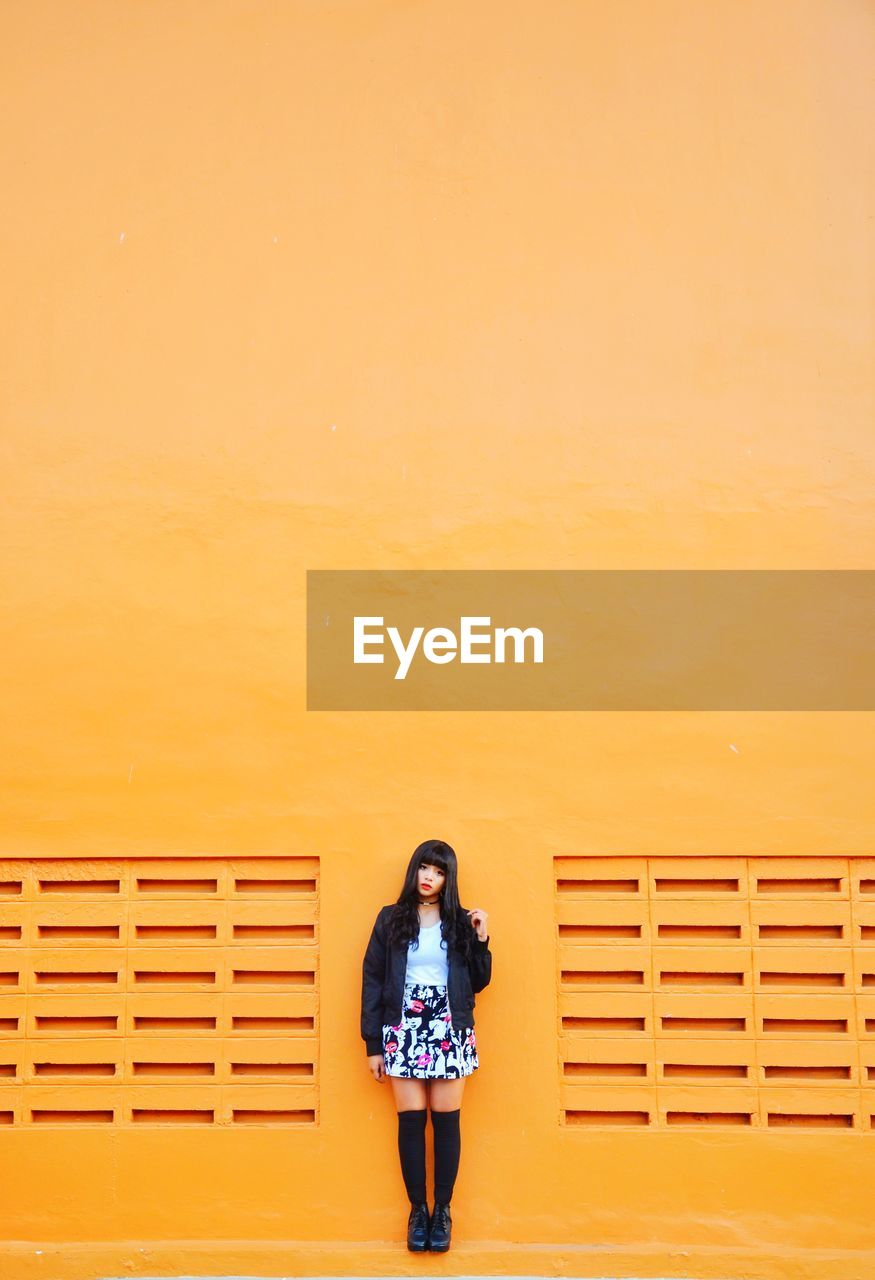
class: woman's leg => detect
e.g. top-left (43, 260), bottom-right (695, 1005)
top-left (390, 1077), bottom-right (429, 1205)
top-left (428, 1078), bottom-right (465, 1111)
top-left (428, 1078), bottom-right (465, 1205)
top-left (390, 1077), bottom-right (429, 1111)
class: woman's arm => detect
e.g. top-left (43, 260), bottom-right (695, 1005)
top-left (361, 907), bottom-right (389, 1055)
top-left (469, 932), bottom-right (492, 992)
top-left (465, 908), bottom-right (492, 993)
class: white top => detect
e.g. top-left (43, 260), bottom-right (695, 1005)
top-left (405, 919), bottom-right (449, 984)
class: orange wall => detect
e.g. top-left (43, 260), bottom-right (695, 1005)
top-left (2, 1), bottom-right (875, 1277)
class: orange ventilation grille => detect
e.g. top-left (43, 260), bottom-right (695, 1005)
top-left (0, 857), bottom-right (319, 1126)
top-left (556, 856), bottom-right (875, 1130)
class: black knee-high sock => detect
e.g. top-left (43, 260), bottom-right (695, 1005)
top-left (431, 1108), bottom-right (461, 1205)
top-left (397, 1109), bottom-right (427, 1205)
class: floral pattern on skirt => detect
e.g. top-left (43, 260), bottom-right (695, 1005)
top-left (382, 980), bottom-right (479, 1078)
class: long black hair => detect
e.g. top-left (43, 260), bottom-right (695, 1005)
top-left (385, 838), bottom-right (476, 961)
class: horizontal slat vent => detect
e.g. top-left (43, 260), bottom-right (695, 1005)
top-left (0, 857), bottom-right (319, 1126)
top-left (556, 856), bottom-right (875, 1129)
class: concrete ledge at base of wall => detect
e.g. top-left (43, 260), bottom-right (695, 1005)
top-left (3, 1240), bottom-right (875, 1280)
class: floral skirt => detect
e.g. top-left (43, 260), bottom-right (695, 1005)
top-left (382, 980), bottom-right (479, 1078)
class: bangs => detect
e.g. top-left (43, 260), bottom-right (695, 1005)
top-left (419, 847), bottom-right (450, 874)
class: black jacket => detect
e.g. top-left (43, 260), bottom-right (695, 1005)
top-left (361, 904), bottom-right (493, 1056)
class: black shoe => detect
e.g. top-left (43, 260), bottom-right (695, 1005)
top-left (407, 1201), bottom-right (430, 1251)
top-left (428, 1200), bottom-right (452, 1252)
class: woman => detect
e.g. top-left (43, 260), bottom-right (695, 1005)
top-left (360, 838), bottom-right (492, 1253)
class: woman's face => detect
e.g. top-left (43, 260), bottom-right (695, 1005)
top-left (417, 861), bottom-right (445, 901)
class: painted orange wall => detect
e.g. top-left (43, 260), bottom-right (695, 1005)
top-left (2, 1), bottom-right (874, 1277)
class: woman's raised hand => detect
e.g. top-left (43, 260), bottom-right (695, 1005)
top-left (467, 907), bottom-right (489, 941)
